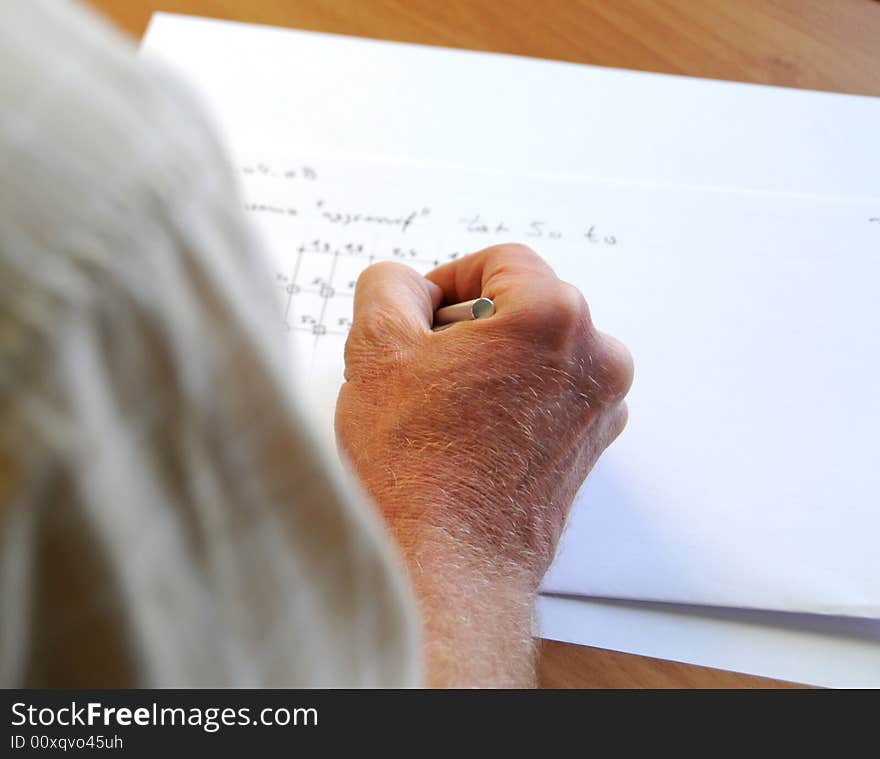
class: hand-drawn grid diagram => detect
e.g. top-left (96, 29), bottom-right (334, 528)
top-left (271, 238), bottom-right (457, 339)
top-left (239, 160), bottom-right (620, 353)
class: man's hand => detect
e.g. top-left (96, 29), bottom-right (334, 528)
top-left (336, 244), bottom-right (633, 687)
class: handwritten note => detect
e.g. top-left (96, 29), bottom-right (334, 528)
top-left (239, 153), bottom-right (880, 620)
top-left (238, 156), bottom-right (620, 395)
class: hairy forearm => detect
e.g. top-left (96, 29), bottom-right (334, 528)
top-left (395, 524), bottom-right (539, 688)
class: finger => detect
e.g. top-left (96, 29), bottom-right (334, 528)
top-left (352, 261), bottom-right (444, 334)
top-left (426, 244), bottom-right (557, 311)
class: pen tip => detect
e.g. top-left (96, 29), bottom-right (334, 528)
top-left (471, 297), bottom-right (496, 319)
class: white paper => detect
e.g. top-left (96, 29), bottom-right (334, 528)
top-left (236, 153), bottom-right (880, 619)
top-left (140, 15), bottom-right (880, 681)
top-left (536, 595), bottom-right (880, 688)
top-left (142, 14), bottom-right (880, 200)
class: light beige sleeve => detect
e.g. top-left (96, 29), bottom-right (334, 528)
top-left (0, 0), bottom-right (421, 687)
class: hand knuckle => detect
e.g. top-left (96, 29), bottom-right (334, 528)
top-left (356, 260), bottom-right (406, 288)
top-left (485, 242), bottom-right (544, 270)
top-left (495, 242), bottom-right (538, 258)
top-left (537, 282), bottom-right (590, 339)
top-left (589, 334), bottom-right (634, 400)
top-left (598, 401), bottom-right (629, 445)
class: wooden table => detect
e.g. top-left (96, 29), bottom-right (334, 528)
top-left (84, 0), bottom-right (880, 688)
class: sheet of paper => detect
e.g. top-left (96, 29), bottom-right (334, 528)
top-left (536, 595), bottom-right (880, 688)
top-left (235, 153), bottom-right (880, 619)
top-left (142, 14), bottom-right (880, 200)
top-left (140, 15), bottom-right (880, 679)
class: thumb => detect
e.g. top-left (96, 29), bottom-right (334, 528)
top-left (351, 261), bottom-right (444, 336)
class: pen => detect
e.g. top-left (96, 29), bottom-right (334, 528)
top-left (432, 297), bottom-right (495, 330)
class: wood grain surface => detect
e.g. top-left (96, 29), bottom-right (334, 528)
top-left (82, 0), bottom-right (880, 687)
top-left (87, 0), bottom-right (880, 95)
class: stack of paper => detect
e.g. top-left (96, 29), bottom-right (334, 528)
top-left (141, 14), bottom-right (880, 687)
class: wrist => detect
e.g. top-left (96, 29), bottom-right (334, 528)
top-left (393, 521), bottom-right (540, 688)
